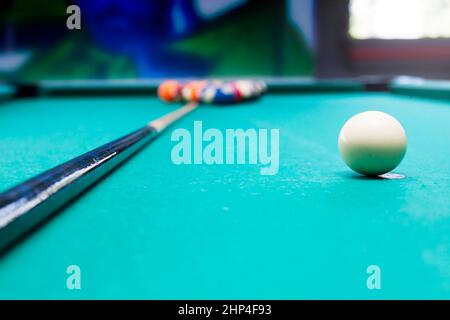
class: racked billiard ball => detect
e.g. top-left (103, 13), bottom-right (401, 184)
top-left (158, 80), bottom-right (182, 102)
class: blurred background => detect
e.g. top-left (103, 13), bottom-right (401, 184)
top-left (0, 0), bottom-right (449, 81)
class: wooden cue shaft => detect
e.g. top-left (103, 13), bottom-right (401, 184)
top-left (0, 102), bottom-right (198, 253)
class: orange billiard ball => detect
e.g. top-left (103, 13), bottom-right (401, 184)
top-left (158, 80), bottom-right (182, 102)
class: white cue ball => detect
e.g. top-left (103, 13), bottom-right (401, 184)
top-left (338, 111), bottom-right (407, 176)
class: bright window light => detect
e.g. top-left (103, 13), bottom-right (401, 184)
top-left (349, 0), bottom-right (450, 39)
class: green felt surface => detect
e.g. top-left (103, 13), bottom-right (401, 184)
top-left (0, 92), bottom-right (450, 299)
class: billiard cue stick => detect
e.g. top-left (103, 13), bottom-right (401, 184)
top-left (0, 102), bottom-right (198, 253)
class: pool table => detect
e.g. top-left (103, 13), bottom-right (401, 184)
top-left (0, 78), bottom-right (449, 299)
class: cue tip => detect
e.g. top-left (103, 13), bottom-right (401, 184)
top-left (149, 102), bottom-right (198, 132)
